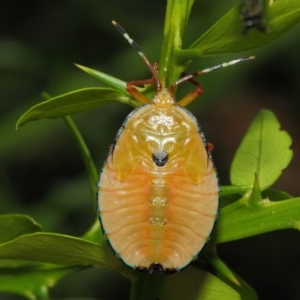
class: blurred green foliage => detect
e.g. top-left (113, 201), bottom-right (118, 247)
top-left (1, 0), bottom-right (300, 299)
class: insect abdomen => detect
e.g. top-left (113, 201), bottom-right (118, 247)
top-left (99, 155), bottom-right (218, 273)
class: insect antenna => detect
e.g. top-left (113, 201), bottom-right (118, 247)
top-left (112, 21), bottom-right (161, 91)
top-left (170, 56), bottom-right (255, 92)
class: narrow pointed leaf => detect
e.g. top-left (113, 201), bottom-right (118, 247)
top-left (230, 110), bottom-right (292, 187)
top-left (16, 88), bottom-right (137, 128)
top-left (75, 64), bottom-right (128, 93)
top-left (184, 0), bottom-right (300, 58)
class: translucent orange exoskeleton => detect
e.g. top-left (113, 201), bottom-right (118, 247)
top-left (98, 21), bottom-right (254, 275)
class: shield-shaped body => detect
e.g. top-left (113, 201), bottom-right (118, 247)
top-left (98, 92), bottom-right (219, 274)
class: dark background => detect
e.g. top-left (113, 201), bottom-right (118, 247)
top-left (1, 0), bottom-right (300, 299)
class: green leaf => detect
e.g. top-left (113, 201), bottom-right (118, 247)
top-left (75, 64), bottom-right (128, 93)
top-left (0, 262), bottom-right (80, 300)
top-left (158, 266), bottom-right (241, 300)
top-left (0, 232), bottom-right (135, 281)
top-left (16, 88), bottom-right (138, 128)
top-left (230, 110), bottom-right (292, 188)
top-left (75, 64), bottom-right (155, 102)
top-left (0, 214), bottom-right (42, 244)
top-left (0, 215), bottom-right (95, 300)
top-left (184, 0), bottom-right (300, 58)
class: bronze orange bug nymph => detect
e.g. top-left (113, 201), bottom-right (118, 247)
top-left (97, 21), bottom-right (254, 275)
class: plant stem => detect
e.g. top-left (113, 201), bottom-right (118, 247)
top-left (130, 273), bottom-right (163, 300)
top-left (159, 0), bottom-right (195, 87)
top-left (215, 195), bottom-right (300, 244)
top-left (206, 251), bottom-right (258, 300)
top-left (64, 116), bottom-right (98, 197)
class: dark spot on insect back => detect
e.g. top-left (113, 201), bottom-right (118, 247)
top-left (152, 150), bottom-right (168, 167)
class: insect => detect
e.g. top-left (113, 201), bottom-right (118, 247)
top-left (240, 0), bottom-right (268, 34)
top-left (97, 21), bottom-right (254, 275)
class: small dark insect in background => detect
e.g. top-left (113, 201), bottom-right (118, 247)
top-left (240, 0), bottom-right (269, 34)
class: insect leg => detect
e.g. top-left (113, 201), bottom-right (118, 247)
top-left (127, 78), bottom-right (155, 105)
top-left (177, 75), bottom-right (203, 107)
top-left (207, 142), bottom-right (214, 151)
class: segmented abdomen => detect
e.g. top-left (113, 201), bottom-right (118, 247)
top-left (98, 153), bottom-right (218, 272)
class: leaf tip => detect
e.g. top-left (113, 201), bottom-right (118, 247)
top-left (74, 63), bottom-right (86, 71)
top-left (15, 119), bottom-right (23, 130)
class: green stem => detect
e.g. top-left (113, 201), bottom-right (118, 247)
top-left (130, 274), bottom-right (163, 300)
top-left (64, 116), bottom-right (98, 197)
top-left (206, 251), bottom-right (258, 299)
top-left (159, 0), bottom-right (195, 86)
top-left (221, 185), bottom-right (255, 196)
top-left (215, 196), bottom-right (300, 244)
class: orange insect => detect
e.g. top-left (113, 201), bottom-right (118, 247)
top-left (98, 21), bottom-right (254, 274)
